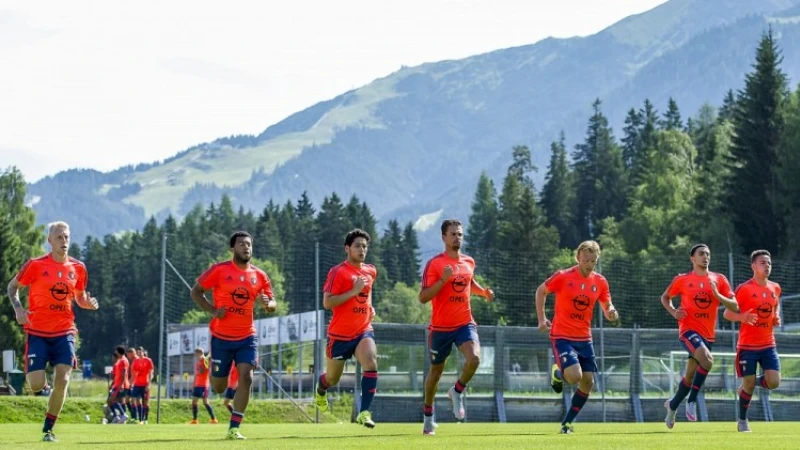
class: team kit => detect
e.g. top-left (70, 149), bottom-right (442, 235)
top-left (7, 220), bottom-right (783, 441)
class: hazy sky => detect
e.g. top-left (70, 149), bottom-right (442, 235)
top-left (0, 0), bottom-right (667, 182)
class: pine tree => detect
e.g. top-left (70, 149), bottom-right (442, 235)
top-left (621, 108), bottom-right (643, 170)
top-left (466, 172), bottom-right (499, 257)
top-left (540, 132), bottom-right (578, 247)
top-left (718, 89), bottom-right (737, 123)
top-left (573, 99), bottom-right (627, 239)
top-left (727, 29), bottom-right (789, 255)
top-left (399, 222), bottom-right (420, 286)
top-left (661, 97), bottom-right (683, 130)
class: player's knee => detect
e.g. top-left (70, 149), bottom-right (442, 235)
top-left (362, 358), bottom-right (378, 372)
top-left (239, 369), bottom-right (254, 387)
top-left (742, 377), bottom-right (756, 391)
top-left (703, 351), bottom-right (714, 367)
top-left (466, 353), bottom-right (480, 368)
top-left (28, 378), bottom-right (46, 393)
top-left (766, 375), bottom-right (781, 390)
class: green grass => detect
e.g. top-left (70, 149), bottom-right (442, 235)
top-left (0, 396), bottom-right (353, 425)
top-left (1, 422), bottom-right (798, 449)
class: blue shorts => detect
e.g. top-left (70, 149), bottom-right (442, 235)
top-left (551, 339), bottom-right (598, 372)
top-left (122, 388), bottom-right (131, 398)
top-left (131, 386), bottom-right (147, 399)
top-left (326, 331), bottom-right (375, 361)
top-left (192, 387), bottom-right (209, 398)
top-left (224, 387), bottom-right (237, 400)
top-left (210, 335), bottom-right (258, 378)
top-left (428, 323), bottom-right (479, 365)
top-left (680, 330), bottom-right (713, 357)
top-left (736, 347), bottom-right (781, 377)
top-left (25, 334), bottom-right (77, 372)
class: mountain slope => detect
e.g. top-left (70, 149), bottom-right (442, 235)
top-left (27, 0), bottom-right (800, 247)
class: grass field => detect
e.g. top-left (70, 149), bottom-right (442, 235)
top-left (1, 422), bottom-right (798, 449)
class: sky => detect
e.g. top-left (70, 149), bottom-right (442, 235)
top-left (0, 0), bottom-right (668, 183)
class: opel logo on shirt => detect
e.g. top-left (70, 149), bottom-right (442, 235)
top-left (694, 292), bottom-right (712, 309)
top-left (572, 295), bottom-right (590, 312)
top-left (231, 287), bottom-right (250, 306)
top-left (451, 275), bottom-right (468, 293)
top-left (50, 282), bottom-right (70, 301)
top-left (756, 302), bottom-right (773, 319)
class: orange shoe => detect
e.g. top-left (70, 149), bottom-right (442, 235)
top-left (189, 419), bottom-right (199, 424)
top-left (209, 418), bottom-right (219, 424)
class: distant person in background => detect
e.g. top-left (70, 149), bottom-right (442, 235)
top-left (189, 347), bottom-right (217, 424)
top-left (724, 249), bottom-right (782, 432)
top-left (6, 221), bottom-right (99, 442)
top-left (131, 346), bottom-right (154, 424)
top-left (109, 346), bottom-right (129, 424)
top-left (125, 348), bottom-right (139, 423)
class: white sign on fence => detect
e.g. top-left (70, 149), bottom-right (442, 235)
top-left (180, 329), bottom-right (195, 355)
top-left (167, 332), bottom-right (181, 356)
top-left (259, 317), bottom-right (279, 346)
top-left (194, 327), bottom-right (209, 353)
top-left (300, 310), bottom-right (324, 342)
top-left (279, 314), bottom-right (300, 344)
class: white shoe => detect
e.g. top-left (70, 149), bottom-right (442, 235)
top-left (664, 400), bottom-right (676, 429)
top-left (686, 401), bottom-right (697, 422)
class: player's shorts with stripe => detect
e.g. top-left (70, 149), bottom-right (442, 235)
top-left (680, 330), bottom-right (713, 356)
top-left (25, 334), bottom-right (77, 372)
top-left (428, 323), bottom-right (478, 365)
top-left (131, 385), bottom-right (147, 399)
top-left (551, 338), bottom-right (598, 372)
top-left (736, 347), bottom-right (781, 377)
top-left (327, 331), bottom-right (375, 360)
top-left (210, 335), bottom-right (257, 378)
top-left (192, 386), bottom-right (209, 398)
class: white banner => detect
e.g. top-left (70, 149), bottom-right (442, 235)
top-left (180, 329), bottom-right (195, 355)
top-left (167, 332), bottom-right (181, 356)
top-left (259, 317), bottom-right (279, 346)
top-left (279, 314), bottom-right (300, 344)
top-left (194, 327), bottom-right (210, 353)
top-left (300, 310), bottom-right (324, 342)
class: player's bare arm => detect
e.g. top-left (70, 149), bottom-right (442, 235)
top-left (191, 283), bottom-right (225, 318)
top-left (471, 279), bottom-right (494, 302)
top-left (419, 264), bottom-right (453, 304)
top-left (323, 276), bottom-right (367, 309)
top-left (710, 280), bottom-right (739, 312)
top-left (774, 302), bottom-right (782, 327)
top-left (74, 290), bottom-right (99, 310)
top-left (723, 308), bottom-right (757, 325)
top-left (535, 283), bottom-right (552, 332)
top-left (6, 277), bottom-right (30, 325)
top-left (660, 288), bottom-right (685, 320)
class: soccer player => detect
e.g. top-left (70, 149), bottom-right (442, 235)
top-left (6, 221), bottom-right (99, 442)
top-left (131, 346), bottom-right (154, 424)
top-left (224, 363), bottom-right (239, 413)
top-left (125, 348), bottom-right (139, 423)
top-left (190, 347), bottom-right (217, 424)
top-left (418, 219), bottom-right (494, 436)
top-left (190, 231), bottom-right (276, 440)
top-left (535, 240), bottom-right (619, 434)
top-left (662, 244), bottom-right (739, 428)
top-left (724, 249), bottom-right (781, 432)
top-left (109, 346), bottom-right (129, 424)
top-left (138, 348), bottom-right (154, 423)
top-left (314, 229), bottom-right (379, 428)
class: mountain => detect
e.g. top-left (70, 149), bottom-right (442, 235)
top-left (27, 0), bottom-right (800, 249)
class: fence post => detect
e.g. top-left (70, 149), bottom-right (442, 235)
top-left (630, 325), bottom-right (643, 422)
top-left (314, 241), bottom-right (320, 424)
top-left (156, 232), bottom-right (166, 423)
top-left (494, 327), bottom-right (507, 423)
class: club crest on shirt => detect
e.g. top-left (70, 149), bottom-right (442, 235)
top-left (699, 282), bottom-right (704, 288)
top-left (68, 271), bottom-right (75, 280)
top-left (251, 277), bottom-right (257, 285)
top-left (763, 292), bottom-right (767, 298)
top-left (580, 283), bottom-right (585, 290)
top-left (239, 275), bottom-right (245, 282)
top-left (57, 271), bottom-right (62, 278)
top-left (772, 292), bottom-right (777, 298)
top-left (592, 285), bottom-right (597, 292)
